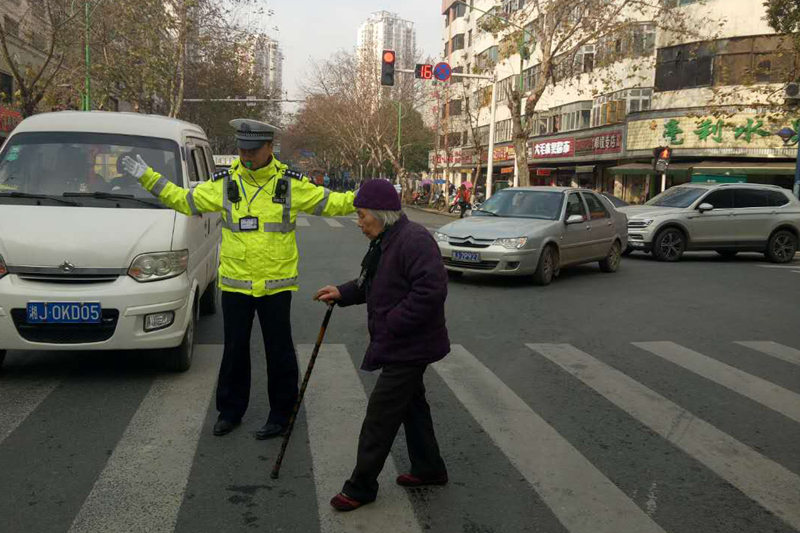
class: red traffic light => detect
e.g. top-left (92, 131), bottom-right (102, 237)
top-left (383, 50), bottom-right (396, 64)
top-left (381, 49), bottom-right (396, 87)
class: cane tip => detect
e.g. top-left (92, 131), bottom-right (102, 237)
top-left (270, 471), bottom-right (279, 480)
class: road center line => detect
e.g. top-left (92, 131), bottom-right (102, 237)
top-left (434, 345), bottom-right (667, 533)
top-left (527, 343), bottom-right (800, 532)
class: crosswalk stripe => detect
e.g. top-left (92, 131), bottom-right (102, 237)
top-left (298, 344), bottom-right (423, 533)
top-left (735, 341), bottom-right (800, 367)
top-left (323, 218), bottom-right (344, 228)
top-left (633, 341), bottom-right (800, 424)
top-left (68, 345), bottom-right (221, 533)
top-left (528, 343), bottom-right (800, 531)
top-left (296, 217), bottom-right (311, 227)
top-left (435, 345), bottom-right (667, 533)
top-left (0, 375), bottom-right (62, 446)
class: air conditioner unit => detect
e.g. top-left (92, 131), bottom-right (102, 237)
top-left (786, 82), bottom-right (800, 100)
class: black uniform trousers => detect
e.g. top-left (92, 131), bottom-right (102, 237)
top-left (343, 363), bottom-right (447, 502)
top-left (217, 290), bottom-right (299, 426)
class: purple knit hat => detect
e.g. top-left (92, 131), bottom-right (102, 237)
top-left (353, 179), bottom-right (401, 211)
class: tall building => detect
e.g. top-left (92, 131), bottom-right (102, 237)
top-left (358, 11), bottom-right (416, 71)
top-left (254, 35), bottom-right (284, 123)
top-left (433, 0), bottom-right (800, 203)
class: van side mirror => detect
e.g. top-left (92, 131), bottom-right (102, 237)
top-left (698, 203), bottom-right (714, 213)
top-left (566, 214), bottom-right (585, 225)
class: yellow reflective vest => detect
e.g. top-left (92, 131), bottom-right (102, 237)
top-left (139, 156), bottom-right (355, 297)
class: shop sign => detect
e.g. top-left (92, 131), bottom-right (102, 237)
top-left (429, 147), bottom-right (479, 166)
top-left (575, 131), bottom-right (623, 156)
top-left (627, 113), bottom-right (800, 151)
top-left (500, 166), bottom-right (514, 174)
top-left (531, 138), bottom-right (575, 158)
top-left (536, 168), bottom-right (552, 176)
top-left (480, 145), bottom-right (516, 163)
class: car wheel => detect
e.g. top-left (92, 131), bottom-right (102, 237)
top-left (653, 228), bottom-right (686, 262)
top-left (600, 241), bottom-right (622, 273)
top-left (0, 350), bottom-right (6, 370)
top-left (165, 303), bottom-right (195, 372)
top-left (766, 230), bottom-right (798, 264)
top-left (437, 198), bottom-right (446, 211)
top-left (199, 277), bottom-right (220, 316)
top-left (716, 250), bottom-right (738, 259)
top-left (533, 246), bottom-right (556, 286)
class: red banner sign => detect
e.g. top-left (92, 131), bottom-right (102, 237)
top-left (532, 138), bottom-right (575, 159)
top-left (575, 131), bottom-right (623, 156)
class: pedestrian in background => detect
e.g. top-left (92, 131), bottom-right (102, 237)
top-left (314, 179), bottom-right (450, 512)
top-left (457, 183), bottom-right (471, 218)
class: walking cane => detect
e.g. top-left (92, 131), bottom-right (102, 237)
top-left (271, 302), bottom-right (335, 479)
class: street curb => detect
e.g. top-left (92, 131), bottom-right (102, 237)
top-left (403, 204), bottom-right (460, 218)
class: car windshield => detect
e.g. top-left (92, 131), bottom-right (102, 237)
top-left (645, 187), bottom-right (706, 208)
top-left (473, 190), bottom-right (564, 220)
top-left (0, 132), bottom-right (181, 207)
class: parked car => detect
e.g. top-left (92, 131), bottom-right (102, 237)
top-left (434, 187), bottom-right (628, 285)
top-left (620, 183), bottom-right (800, 262)
top-left (0, 111), bottom-right (222, 371)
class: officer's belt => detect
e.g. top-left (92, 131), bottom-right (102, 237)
top-left (222, 172), bottom-right (293, 233)
top-left (221, 276), bottom-right (299, 290)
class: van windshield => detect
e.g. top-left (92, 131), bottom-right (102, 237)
top-left (0, 132), bottom-right (181, 208)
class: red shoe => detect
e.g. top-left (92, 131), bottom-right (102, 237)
top-left (330, 493), bottom-right (369, 512)
top-left (396, 473), bottom-right (449, 487)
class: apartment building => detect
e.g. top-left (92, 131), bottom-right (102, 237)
top-left (433, 0), bottom-right (799, 203)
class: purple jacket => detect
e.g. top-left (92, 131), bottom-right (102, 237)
top-left (337, 214), bottom-right (450, 371)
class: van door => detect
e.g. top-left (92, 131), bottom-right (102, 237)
top-left (184, 140), bottom-right (212, 295)
top-left (200, 144), bottom-right (222, 281)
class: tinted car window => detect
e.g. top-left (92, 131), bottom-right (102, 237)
top-left (566, 193), bottom-right (587, 220)
top-left (766, 190), bottom-right (790, 207)
top-left (734, 189), bottom-right (769, 208)
top-left (702, 189), bottom-right (733, 209)
top-left (475, 190), bottom-right (564, 220)
top-left (583, 193), bottom-right (609, 219)
top-left (646, 186), bottom-right (706, 208)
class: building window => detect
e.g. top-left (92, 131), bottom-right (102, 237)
top-left (477, 46), bottom-right (498, 71)
top-left (664, 0), bottom-right (700, 7)
top-left (451, 66), bottom-right (464, 84)
top-left (522, 65), bottom-right (539, 92)
top-left (713, 35), bottom-right (798, 86)
top-left (497, 76), bottom-right (518, 103)
top-left (550, 101), bottom-right (593, 132)
top-left (468, 30), bottom-right (472, 48)
top-left (477, 7), bottom-right (499, 32)
top-left (454, 2), bottom-right (467, 18)
top-left (495, 119), bottom-right (513, 143)
top-left (0, 72), bottom-right (13, 103)
top-left (591, 89), bottom-right (652, 127)
top-left (3, 16), bottom-right (19, 39)
top-left (502, 0), bottom-right (527, 14)
top-left (450, 99), bottom-right (463, 116)
top-left (575, 45), bottom-right (595, 74)
top-left (655, 41), bottom-right (715, 91)
top-left (451, 34), bottom-right (465, 53)
top-left (597, 23), bottom-right (656, 66)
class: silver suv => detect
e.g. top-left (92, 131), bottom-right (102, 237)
top-left (621, 183), bottom-right (800, 262)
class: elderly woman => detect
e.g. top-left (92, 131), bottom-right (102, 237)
top-left (314, 179), bottom-right (450, 512)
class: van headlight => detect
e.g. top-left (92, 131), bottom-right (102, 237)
top-left (128, 250), bottom-right (188, 282)
top-left (0, 254), bottom-right (7, 280)
top-left (434, 231), bottom-right (449, 243)
top-left (494, 237), bottom-right (528, 249)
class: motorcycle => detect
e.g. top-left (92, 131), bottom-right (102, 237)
top-left (431, 190), bottom-right (447, 211)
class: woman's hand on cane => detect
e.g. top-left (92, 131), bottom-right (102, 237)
top-left (314, 286), bottom-right (341, 303)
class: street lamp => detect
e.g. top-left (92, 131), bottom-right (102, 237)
top-left (69, 0), bottom-right (109, 111)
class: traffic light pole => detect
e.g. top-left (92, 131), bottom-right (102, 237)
top-left (396, 68), bottom-right (499, 197)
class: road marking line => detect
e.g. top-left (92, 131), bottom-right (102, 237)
top-left (527, 343), bottom-right (800, 532)
top-left (756, 264), bottom-right (800, 269)
top-left (296, 217), bottom-right (311, 227)
top-left (298, 344), bottom-right (423, 533)
top-left (323, 218), bottom-right (344, 228)
top-left (434, 345), bottom-right (667, 533)
top-left (633, 341), bottom-right (800, 424)
top-left (0, 374), bottom-right (62, 446)
top-left (736, 341), bottom-right (800, 368)
top-left (68, 345), bottom-right (221, 533)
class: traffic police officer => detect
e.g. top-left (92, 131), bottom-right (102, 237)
top-left (122, 119), bottom-right (356, 439)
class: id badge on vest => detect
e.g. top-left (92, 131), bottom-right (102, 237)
top-left (239, 215), bottom-right (259, 232)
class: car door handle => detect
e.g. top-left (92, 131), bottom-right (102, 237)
top-left (585, 225), bottom-right (592, 231)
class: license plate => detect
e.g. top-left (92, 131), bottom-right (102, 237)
top-left (26, 302), bottom-right (102, 324)
top-left (453, 251), bottom-right (481, 263)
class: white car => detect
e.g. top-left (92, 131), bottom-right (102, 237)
top-left (0, 112), bottom-right (222, 371)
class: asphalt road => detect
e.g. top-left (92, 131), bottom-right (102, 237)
top-left (1, 208), bottom-right (799, 533)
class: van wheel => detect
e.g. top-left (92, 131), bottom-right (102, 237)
top-left (199, 277), bottom-right (220, 316)
top-left (533, 246), bottom-right (556, 286)
top-left (165, 305), bottom-right (195, 372)
top-left (600, 241), bottom-right (622, 273)
top-left (653, 228), bottom-right (686, 262)
top-left (766, 230), bottom-right (798, 263)
top-left (0, 350), bottom-right (6, 370)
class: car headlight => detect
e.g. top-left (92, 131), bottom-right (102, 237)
top-left (632, 219), bottom-right (654, 227)
top-left (494, 237), bottom-right (528, 249)
top-left (128, 250), bottom-right (189, 282)
top-left (0, 254), bottom-right (7, 280)
top-left (434, 231), bottom-right (449, 243)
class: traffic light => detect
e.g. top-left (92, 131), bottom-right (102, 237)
top-left (381, 50), bottom-right (396, 86)
top-left (653, 146), bottom-right (672, 173)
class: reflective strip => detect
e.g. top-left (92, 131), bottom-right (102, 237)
top-left (313, 188), bottom-right (331, 216)
top-left (263, 221), bottom-right (296, 233)
top-left (266, 276), bottom-right (298, 290)
top-left (222, 221), bottom-right (242, 233)
top-left (221, 276), bottom-right (252, 290)
top-left (150, 177), bottom-right (169, 197)
top-left (186, 189), bottom-right (200, 216)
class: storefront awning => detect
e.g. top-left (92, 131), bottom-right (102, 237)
top-left (609, 163), bottom-right (693, 176)
top-left (690, 161), bottom-right (797, 176)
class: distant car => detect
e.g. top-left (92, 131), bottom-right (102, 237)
top-left (434, 187), bottom-right (628, 285)
top-left (620, 183), bottom-right (800, 262)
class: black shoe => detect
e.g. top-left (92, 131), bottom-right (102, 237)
top-left (256, 422), bottom-right (286, 440)
top-left (213, 419), bottom-right (240, 436)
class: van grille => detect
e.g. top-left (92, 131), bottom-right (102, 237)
top-left (9, 266), bottom-right (125, 284)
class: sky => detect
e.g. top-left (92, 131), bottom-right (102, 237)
top-left (259, 0), bottom-right (443, 111)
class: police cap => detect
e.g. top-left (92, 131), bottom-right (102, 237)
top-left (230, 119), bottom-right (280, 150)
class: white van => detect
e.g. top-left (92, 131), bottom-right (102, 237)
top-left (0, 112), bottom-right (222, 371)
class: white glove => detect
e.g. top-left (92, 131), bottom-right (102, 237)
top-left (121, 155), bottom-right (149, 178)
